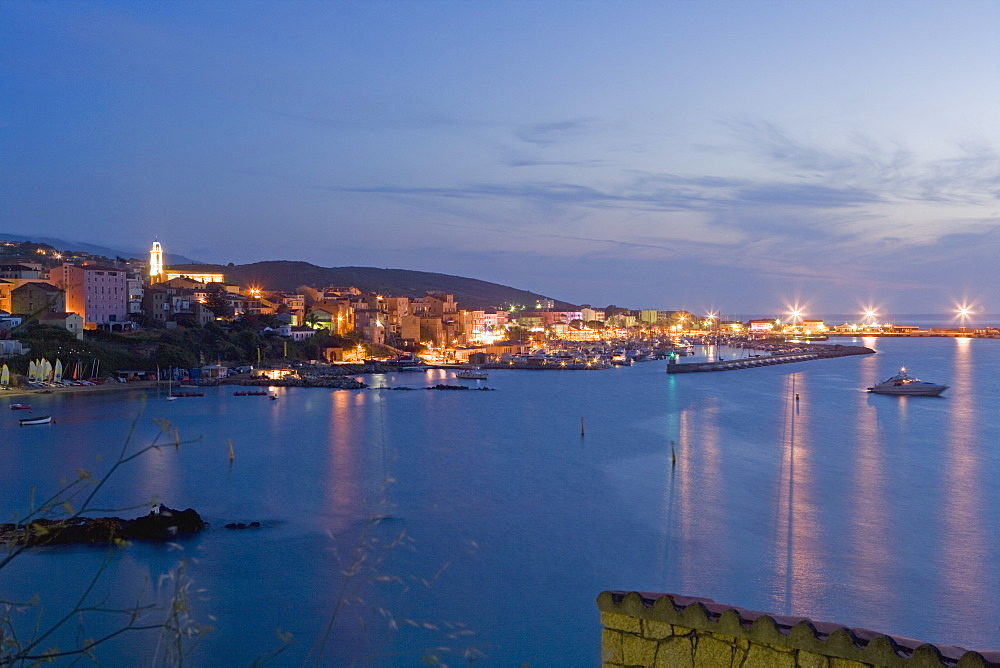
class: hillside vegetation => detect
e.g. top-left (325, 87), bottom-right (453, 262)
top-left (170, 261), bottom-right (578, 310)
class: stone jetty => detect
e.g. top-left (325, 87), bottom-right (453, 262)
top-left (667, 344), bottom-right (874, 373)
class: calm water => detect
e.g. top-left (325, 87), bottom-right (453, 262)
top-left (3, 336), bottom-right (1000, 665)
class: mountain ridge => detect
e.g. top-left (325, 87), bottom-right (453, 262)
top-left (170, 260), bottom-right (578, 311)
top-left (0, 232), bottom-right (200, 265)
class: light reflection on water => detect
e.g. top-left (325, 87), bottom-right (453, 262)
top-left (3, 338), bottom-right (1000, 664)
top-left (848, 350), bottom-right (893, 617)
top-left (770, 372), bottom-right (823, 616)
top-left (941, 337), bottom-right (988, 615)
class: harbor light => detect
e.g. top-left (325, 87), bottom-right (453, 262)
top-left (955, 302), bottom-right (975, 331)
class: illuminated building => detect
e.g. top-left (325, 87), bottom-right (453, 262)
top-left (164, 269), bottom-right (227, 283)
top-left (54, 263), bottom-right (127, 329)
top-left (149, 239), bottom-right (164, 283)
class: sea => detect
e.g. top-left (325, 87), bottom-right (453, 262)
top-left (3, 334), bottom-right (1000, 666)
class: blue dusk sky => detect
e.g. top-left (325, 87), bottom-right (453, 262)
top-left (2, 1), bottom-right (999, 317)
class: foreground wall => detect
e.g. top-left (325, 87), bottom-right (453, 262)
top-left (598, 592), bottom-right (1000, 668)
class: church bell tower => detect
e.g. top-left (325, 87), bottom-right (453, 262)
top-left (149, 238), bottom-right (164, 283)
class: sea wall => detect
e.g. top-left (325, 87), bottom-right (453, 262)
top-left (597, 592), bottom-right (1000, 668)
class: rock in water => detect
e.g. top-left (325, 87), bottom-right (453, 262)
top-left (125, 506), bottom-right (207, 540)
top-left (0, 506), bottom-right (206, 546)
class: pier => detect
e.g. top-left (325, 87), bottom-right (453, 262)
top-left (666, 344), bottom-right (873, 373)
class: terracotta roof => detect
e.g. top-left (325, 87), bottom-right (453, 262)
top-left (600, 591), bottom-right (1000, 667)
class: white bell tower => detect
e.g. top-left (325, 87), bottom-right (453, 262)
top-left (149, 238), bottom-right (164, 283)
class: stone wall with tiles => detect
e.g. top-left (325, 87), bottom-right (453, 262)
top-left (598, 591), bottom-right (1000, 668)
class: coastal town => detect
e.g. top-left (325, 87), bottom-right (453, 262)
top-left (0, 237), bottom-right (995, 388)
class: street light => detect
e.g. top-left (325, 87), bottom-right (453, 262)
top-left (955, 304), bottom-right (974, 333)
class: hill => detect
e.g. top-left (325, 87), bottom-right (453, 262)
top-left (168, 261), bottom-right (577, 311)
top-left (0, 233), bottom-right (199, 265)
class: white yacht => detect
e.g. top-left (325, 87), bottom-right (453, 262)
top-left (868, 367), bottom-right (948, 396)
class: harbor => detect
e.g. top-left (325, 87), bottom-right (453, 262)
top-left (666, 344), bottom-right (874, 372)
top-left (2, 336), bottom-right (999, 664)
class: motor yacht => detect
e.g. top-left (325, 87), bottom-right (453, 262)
top-left (868, 367), bottom-right (947, 396)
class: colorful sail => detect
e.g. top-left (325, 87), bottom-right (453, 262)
top-left (28, 360), bottom-right (37, 383)
top-left (0, 364), bottom-right (9, 387)
top-left (54, 359), bottom-right (63, 383)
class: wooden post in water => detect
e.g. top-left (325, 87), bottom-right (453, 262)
top-left (580, 417), bottom-right (585, 437)
top-left (671, 440), bottom-right (677, 467)
top-left (228, 439), bottom-right (235, 462)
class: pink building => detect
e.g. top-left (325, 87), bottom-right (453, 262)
top-left (55, 263), bottom-right (128, 329)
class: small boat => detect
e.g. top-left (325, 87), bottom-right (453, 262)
top-left (455, 368), bottom-right (488, 380)
top-left (868, 367), bottom-right (948, 396)
top-left (9, 403), bottom-right (32, 410)
top-left (170, 392), bottom-right (205, 398)
top-left (19, 415), bottom-right (52, 425)
top-left (234, 391), bottom-right (269, 396)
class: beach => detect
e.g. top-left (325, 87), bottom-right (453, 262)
top-left (1, 380), bottom-right (163, 399)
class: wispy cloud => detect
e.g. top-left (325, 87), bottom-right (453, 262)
top-left (733, 183), bottom-right (881, 208)
top-left (728, 119), bottom-right (1000, 207)
top-left (328, 116), bottom-right (1000, 303)
top-left (516, 118), bottom-right (597, 145)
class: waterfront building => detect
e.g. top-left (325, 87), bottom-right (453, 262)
top-left (518, 310), bottom-right (583, 327)
top-left (748, 319), bottom-right (776, 335)
top-left (54, 263), bottom-right (128, 329)
top-left (355, 311), bottom-right (386, 345)
top-left (801, 319), bottom-right (828, 334)
top-left (412, 292), bottom-right (457, 319)
top-left (307, 301), bottom-right (354, 335)
top-left (639, 309), bottom-right (659, 324)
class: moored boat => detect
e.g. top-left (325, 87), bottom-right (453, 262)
top-left (19, 415), bottom-right (52, 425)
top-left (455, 368), bottom-right (488, 380)
top-left (9, 403), bottom-right (32, 410)
top-left (868, 367), bottom-right (948, 396)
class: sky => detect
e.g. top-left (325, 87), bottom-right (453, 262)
top-left (2, 1), bottom-right (999, 318)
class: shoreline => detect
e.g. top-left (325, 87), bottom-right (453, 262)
top-left (1, 380), bottom-right (164, 400)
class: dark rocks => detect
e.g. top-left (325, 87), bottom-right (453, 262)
top-left (126, 506), bottom-right (206, 541)
top-left (0, 505), bottom-right (206, 546)
top-left (224, 521), bottom-right (261, 530)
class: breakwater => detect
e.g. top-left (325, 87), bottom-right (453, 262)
top-left (667, 344), bottom-right (874, 373)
